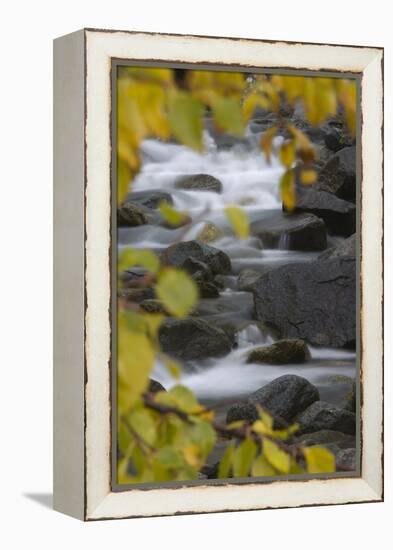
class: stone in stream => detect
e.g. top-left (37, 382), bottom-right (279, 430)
top-left (253, 257), bottom-right (356, 347)
top-left (294, 429), bottom-right (356, 449)
top-left (159, 318), bottom-right (234, 360)
top-left (317, 146), bottom-right (356, 201)
top-left (251, 212), bottom-right (327, 251)
top-left (287, 187), bottom-right (356, 237)
top-left (226, 374), bottom-right (319, 425)
top-left (237, 268), bottom-right (274, 292)
top-left (162, 240), bottom-right (232, 275)
top-left (196, 222), bottom-right (224, 243)
top-left (174, 173), bottom-right (223, 193)
top-left (336, 448), bottom-right (356, 471)
top-left (319, 233), bottom-right (356, 260)
top-left (117, 202), bottom-right (148, 227)
top-left (296, 400), bottom-right (356, 435)
top-left (124, 189), bottom-right (174, 209)
top-left (246, 339), bottom-right (310, 365)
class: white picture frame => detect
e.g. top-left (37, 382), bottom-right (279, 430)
top-left (53, 28), bottom-right (383, 521)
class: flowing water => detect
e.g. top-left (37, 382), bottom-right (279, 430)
top-left (119, 131), bottom-right (356, 407)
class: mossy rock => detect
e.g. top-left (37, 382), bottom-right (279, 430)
top-left (117, 202), bottom-right (148, 226)
top-left (247, 339), bottom-right (310, 365)
top-left (196, 223), bottom-right (224, 243)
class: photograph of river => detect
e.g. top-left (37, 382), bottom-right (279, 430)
top-left (116, 67), bottom-right (358, 485)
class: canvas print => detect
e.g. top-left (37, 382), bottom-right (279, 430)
top-left (115, 66), bottom-right (358, 486)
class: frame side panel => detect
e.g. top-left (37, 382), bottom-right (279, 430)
top-left (53, 29), bottom-right (86, 520)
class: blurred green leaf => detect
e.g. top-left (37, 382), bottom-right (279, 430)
top-left (155, 268), bottom-right (198, 318)
top-left (168, 91), bottom-right (204, 151)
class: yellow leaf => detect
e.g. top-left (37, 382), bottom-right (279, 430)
top-left (288, 125), bottom-right (316, 165)
top-left (218, 442), bottom-right (234, 479)
top-left (118, 326), bottom-right (155, 414)
top-left (263, 438), bottom-right (291, 474)
top-left (182, 444), bottom-right (202, 468)
top-left (167, 91), bottom-right (204, 151)
top-left (280, 169), bottom-right (296, 211)
top-left (118, 248), bottom-right (160, 274)
top-left (155, 268), bottom-right (199, 318)
top-left (243, 92), bottom-right (271, 121)
top-left (159, 200), bottom-right (189, 227)
top-left (303, 446), bottom-right (336, 474)
top-left (127, 407), bottom-right (157, 446)
top-left (260, 126), bottom-right (277, 163)
top-left (300, 169), bottom-right (317, 185)
top-left (164, 357), bottom-right (181, 380)
top-left (225, 206), bottom-right (250, 239)
top-left (212, 96), bottom-right (244, 136)
top-left (279, 140), bottom-right (296, 168)
top-left (251, 454), bottom-right (277, 477)
top-left (232, 438), bottom-right (257, 477)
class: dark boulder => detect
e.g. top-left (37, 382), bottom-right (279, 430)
top-left (226, 374), bottom-right (319, 425)
top-left (159, 318), bottom-right (234, 360)
top-left (247, 339), bottom-right (310, 364)
top-left (175, 174), bottom-right (223, 193)
top-left (162, 240), bottom-right (232, 275)
top-left (318, 146), bottom-right (356, 201)
top-left (148, 379), bottom-right (166, 393)
top-left (336, 448), bottom-right (357, 471)
top-left (237, 268), bottom-right (271, 292)
top-left (289, 187), bottom-right (356, 237)
top-left (319, 233), bottom-right (356, 260)
top-left (253, 258), bottom-right (356, 347)
top-left (226, 402), bottom-right (260, 425)
top-left (296, 401), bottom-right (356, 435)
top-left (295, 430), bottom-right (356, 449)
top-left (323, 124), bottom-right (354, 153)
top-left (124, 189), bottom-right (173, 209)
top-left (251, 212), bottom-right (327, 251)
top-left (117, 202), bottom-right (148, 227)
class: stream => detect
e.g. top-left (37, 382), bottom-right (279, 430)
top-left (118, 131), bottom-right (356, 410)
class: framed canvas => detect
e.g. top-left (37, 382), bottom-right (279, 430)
top-left (53, 28), bottom-right (384, 521)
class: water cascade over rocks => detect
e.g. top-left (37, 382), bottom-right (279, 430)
top-left (119, 117), bottom-right (357, 471)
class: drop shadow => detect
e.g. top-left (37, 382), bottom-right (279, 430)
top-left (23, 492), bottom-right (53, 509)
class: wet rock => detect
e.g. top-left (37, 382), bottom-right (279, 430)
top-left (323, 124), bottom-right (354, 153)
top-left (251, 212), bottom-right (327, 251)
top-left (319, 233), bottom-right (356, 260)
top-left (247, 339), bottom-right (310, 365)
top-left (159, 318), bottom-right (234, 360)
top-left (117, 202), bottom-right (148, 227)
top-left (199, 282), bottom-right (220, 298)
top-left (289, 187), bottom-right (356, 237)
top-left (226, 375), bottom-right (319, 425)
top-left (318, 146), bottom-right (356, 201)
top-left (226, 402), bottom-right (259, 425)
top-left (294, 430), bottom-right (356, 449)
top-left (140, 299), bottom-right (168, 314)
top-left (124, 189), bottom-right (173, 209)
top-left (237, 269), bottom-right (266, 292)
top-left (336, 448), bottom-right (356, 471)
top-left (296, 401), bottom-right (356, 435)
top-left (162, 240), bottom-right (232, 275)
top-left (148, 379), bottom-right (166, 393)
top-left (181, 257), bottom-right (220, 298)
top-left (319, 375), bottom-right (357, 409)
top-left (175, 173), bottom-right (223, 193)
top-left (253, 258), bottom-right (356, 347)
top-left (119, 287), bottom-right (155, 303)
top-left (196, 222), bottom-right (224, 243)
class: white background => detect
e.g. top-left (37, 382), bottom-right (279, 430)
top-left (0, 1), bottom-right (391, 548)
